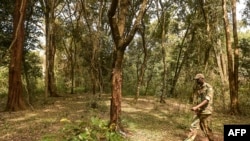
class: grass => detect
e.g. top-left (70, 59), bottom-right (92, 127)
top-left (0, 94), bottom-right (249, 141)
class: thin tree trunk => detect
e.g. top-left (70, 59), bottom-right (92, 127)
top-left (144, 56), bottom-right (156, 96)
top-left (70, 50), bottom-right (74, 94)
top-left (48, 33), bottom-right (58, 96)
top-left (135, 23), bottom-right (147, 102)
top-left (6, 0), bottom-right (27, 111)
top-left (23, 61), bottom-right (35, 110)
top-left (231, 0), bottom-right (241, 114)
top-left (156, 0), bottom-right (167, 102)
top-left (214, 39), bottom-right (229, 110)
top-left (160, 9), bottom-right (167, 103)
top-left (97, 0), bottom-right (105, 97)
top-left (80, 0), bottom-right (103, 96)
top-left (90, 37), bottom-right (98, 95)
top-left (170, 24), bottom-right (191, 97)
top-left (44, 0), bottom-right (59, 97)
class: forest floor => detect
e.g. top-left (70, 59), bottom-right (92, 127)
top-left (0, 94), bottom-right (249, 141)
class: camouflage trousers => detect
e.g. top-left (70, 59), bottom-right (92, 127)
top-left (184, 114), bottom-right (214, 141)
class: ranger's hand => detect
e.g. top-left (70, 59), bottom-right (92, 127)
top-left (191, 106), bottom-right (199, 111)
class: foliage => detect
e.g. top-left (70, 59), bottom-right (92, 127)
top-left (23, 51), bottom-right (42, 77)
top-left (238, 35), bottom-right (250, 114)
top-left (0, 0), bottom-right (13, 66)
top-left (57, 117), bottom-right (124, 141)
top-left (239, 36), bottom-right (250, 78)
top-left (242, 0), bottom-right (250, 26)
top-left (22, 51), bottom-right (43, 101)
top-left (0, 0), bottom-right (249, 115)
top-left (0, 67), bottom-right (8, 95)
top-left (0, 0), bottom-right (43, 98)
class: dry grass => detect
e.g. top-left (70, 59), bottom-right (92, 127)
top-left (0, 94), bottom-right (249, 141)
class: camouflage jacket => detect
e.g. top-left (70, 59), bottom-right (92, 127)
top-left (195, 82), bottom-right (214, 114)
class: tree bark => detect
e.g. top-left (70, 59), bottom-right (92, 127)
top-left (108, 0), bottom-right (148, 131)
top-left (6, 0), bottom-right (27, 111)
top-left (170, 24), bottom-right (191, 97)
top-left (214, 39), bottom-right (230, 110)
top-left (110, 50), bottom-right (124, 130)
top-left (135, 23), bottom-right (147, 102)
top-left (230, 0), bottom-right (241, 114)
top-left (222, 0), bottom-right (240, 115)
top-left (201, 0), bottom-right (230, 111)
top-left (158, 0), bottom-right (167, 103)
top-left (44, 0), bottom-right (59, 98)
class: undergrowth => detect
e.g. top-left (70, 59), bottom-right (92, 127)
top-left (41, 117), bottom-right (124, 141)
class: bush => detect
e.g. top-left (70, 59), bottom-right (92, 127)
top-left (58, 117), bottom-right (125, 141)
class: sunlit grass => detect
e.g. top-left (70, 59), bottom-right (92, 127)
top-left (0, 94), bottom-right (249, 141)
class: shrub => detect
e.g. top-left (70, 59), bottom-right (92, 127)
top-left (61, 117), bottom-right (125, 141)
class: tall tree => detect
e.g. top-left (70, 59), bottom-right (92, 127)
top-left (230, 0), bottom-right (240, 114)
top-left (6, 0), bottom-right (27, 111)
top-left (63, 0), bottom-right (81, 94)
top-left (200, 0), bottom-right (230, 109)
top-left (108, 0), bottom-right (148, 130)
top-left (157, 0), bottom-right (167, 103)
top-left (222, 0), bottom-right (240, 114)
top-left (80, 0), bottom-right (105, 96)
top-left (135, 21), bottom-right (148, 102)
top-left (41, 0), bottom-right (61, 99)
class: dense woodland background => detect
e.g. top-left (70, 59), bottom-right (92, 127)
top-left (1, 0), bottom-right (250, 140)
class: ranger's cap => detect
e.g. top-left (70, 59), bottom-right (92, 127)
top-left (194, 73), bottom-right (205, 79)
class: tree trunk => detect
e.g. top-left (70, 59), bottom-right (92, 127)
top-left (89, 34), bottom-right (99, 96)
top-left (170, 24), bottom-right (192, 97)
top-left (23, 57), bottom-right (34, 109)
top-left (214, 39), bottom-right (230, 110)
top-left (44, 0), bottom-right (59, 98)
top-left (47, 37), bottom-right (58, 97)
top-left (110, 49), bottom-right (124, 130)
top-left (231, 0), bottom-right (241, 114)
top-left (202, 0), bottom-right (230, 111)
top-left (6, 0), bottom-right (27, 111)
top-left (159, 5), bottom-right (167, 103)
top-left (144, 57), bottom-right (156, 96)
top-left (222, 0), bottom-right (240, 115)
top-left (80, 0), bottom-right (104, 96)
top-left (108, 0), bottom-right (148, 131)
top-left (135, 24), bottom-right (147, 102)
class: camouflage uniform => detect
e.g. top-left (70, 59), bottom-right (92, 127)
top-left (185, 82), bottom-right (214, 141)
